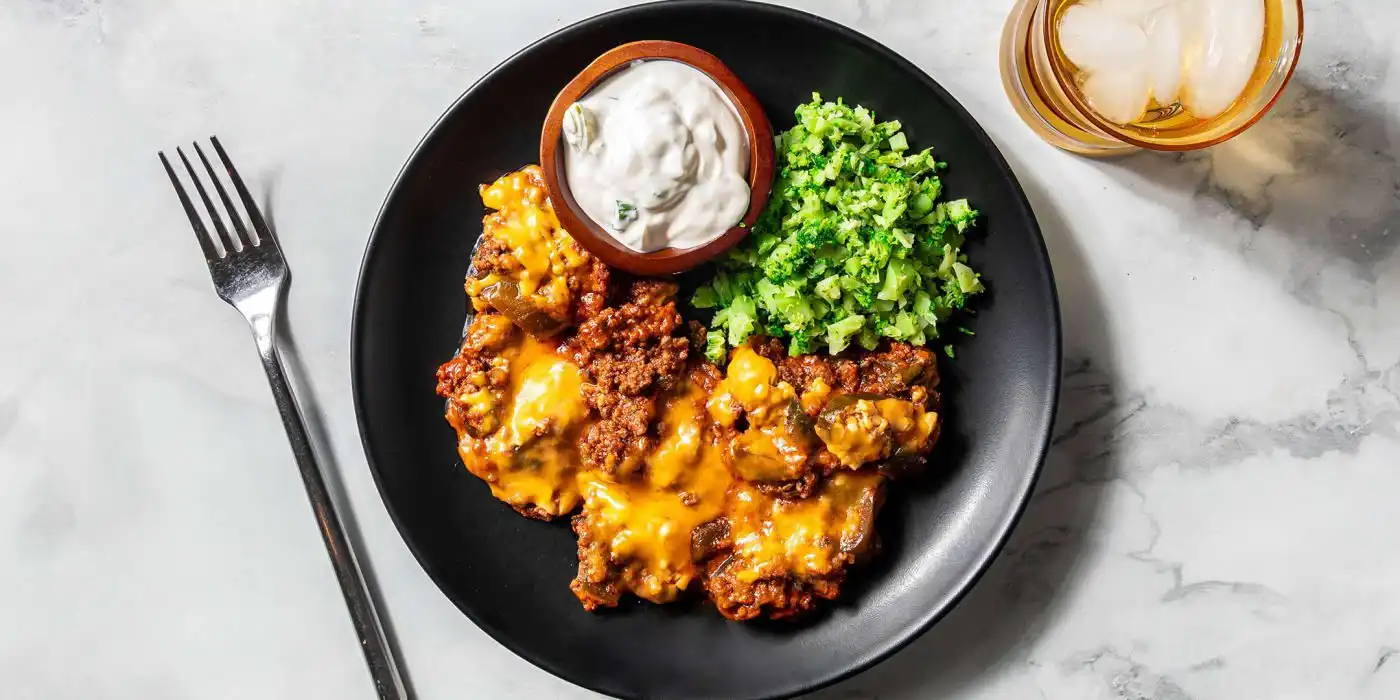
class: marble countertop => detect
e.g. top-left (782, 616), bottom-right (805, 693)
top-left (3, 0), bottom-right (1397, 698)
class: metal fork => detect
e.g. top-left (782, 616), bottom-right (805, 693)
top-left (159, 138), bottom-right (406, 700)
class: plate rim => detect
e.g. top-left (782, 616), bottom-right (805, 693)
top-left (350, 1), bottom-right (1063, 698)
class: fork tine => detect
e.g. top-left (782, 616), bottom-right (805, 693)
top-left (193, 141), bottom-right (254, 248)
top-left (159, 151), bottom-right (221, 262)
top-left (209, 136), bottom-right (276, 247)
top-left (176, 147), bottom-right (240, 254)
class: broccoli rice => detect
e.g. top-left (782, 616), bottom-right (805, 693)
top-left (693, 94), bottom-right (983, 362)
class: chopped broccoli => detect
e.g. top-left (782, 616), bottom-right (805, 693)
top-left (704, 329), bottom-right (729, 365)
top-left (692, 94), bottom-right (983, 358)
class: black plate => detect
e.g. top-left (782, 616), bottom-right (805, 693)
top-left (352, 2), bottom-right (1060, 698)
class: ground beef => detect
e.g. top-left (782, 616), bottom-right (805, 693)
top-left (687, 356), bottom-right (724, 394)
top-left (854, 342), bottom-right (938, 397)
top-left (465, 233), bottom-right (512, 287)
top-left (466, 165), bottom-right (611, 328)
top-left (570, 512), bottom-right (624, 610)
top-left (467, 236), bottom-right (611, 328)
top-left (566, 280), bottom-right (690, 475)
top-left (704, 555), bottom-right (843, 621)
top-left (571, 256), bottom-right (611, 324)
top-left (579, 392), bottom-right (656, 476)
top-left (571, 280), bottom-right (687, 365)
top-left (686, 320), bottom-right (711, 364)
top-left (743, 336), bottom-right (942, 485)
top-left (754, 470), bottom-right (821, 500)
top-left (435, 313), bottom-right (518, 438)
top-left (753, 337), bottom-right (939, 407)
top-left (436, 313), bottom-right (516, 395)
top-left (701, 474), bottom-right (884, 620)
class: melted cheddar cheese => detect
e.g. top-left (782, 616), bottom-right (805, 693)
top-left (707, 346), bottom-right (797, 427)
top-left (575, 384), bottom-right (733, 602)
top-left (468, 166), bottom-right (588, 316)
top-left (458, 334), bottom-right (587, 517)
top-left (451, 327), bottom-right (924, 609)
top-left (457, 332), bottom-right (737, 601)
top-left (726, 472), bottom-right (883, 583)
top-left (648, 384), bottom-right (711, 490)
top-left (799, 376), bottom-right (833, 415)
top-left (441, 168), bottom-right (943, 618)
top-left (707, 346), bottom-right (817, 484)
top-left (817, 397), bottom-right (939, 468)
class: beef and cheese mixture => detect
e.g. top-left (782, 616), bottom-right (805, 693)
top-left (436, 166), bottom-right (943, 620)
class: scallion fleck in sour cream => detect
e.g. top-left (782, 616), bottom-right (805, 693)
top-left (561, 60), bottom-right (750, 253)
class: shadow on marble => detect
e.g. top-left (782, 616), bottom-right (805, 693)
top-left (1106, 75), bottom-right (1400, 279)
top-left (811, 165), bottom-right (1120, 698)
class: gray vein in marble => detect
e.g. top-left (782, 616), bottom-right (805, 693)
top-left (1160, 579), bottom-right (1287, 606)
top-left (1042, 347), bottom-right (1399, 498)
top-left (1063, 647), bottom-right (1195, 700)
top-left (1073, 454), bottom-right (1286, 612)
top-left (1038, 352), bottom-right (1388, 615)
top-left (1189, 657), bottom-right (1226, 672)
top-left (1373, 647), bottom-right (1397, 674)
top-left (855, 0), bottom-right (874, 22)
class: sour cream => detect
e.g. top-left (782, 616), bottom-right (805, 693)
top-left (561, 60), bottom-right (750, 253)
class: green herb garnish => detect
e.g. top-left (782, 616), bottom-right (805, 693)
top-left (614, 200), bottom-right (638, 229)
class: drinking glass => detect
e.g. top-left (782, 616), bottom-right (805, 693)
top-left (999, 0), bottom-right (1304, 155)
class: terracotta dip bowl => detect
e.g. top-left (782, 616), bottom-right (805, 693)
top-left (540, 40), bottom-right (775, 276)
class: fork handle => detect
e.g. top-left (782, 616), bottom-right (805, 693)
top-left (251, 316), bottom-right (407, 700)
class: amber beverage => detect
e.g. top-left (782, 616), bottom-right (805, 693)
top-left (1000, 0), bottom-right (1303, 155)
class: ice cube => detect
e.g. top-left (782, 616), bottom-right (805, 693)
top-left (1143, 3), bottom-right (1184, 105)
top-left (1058, 2), bottom-right (1148, 72)
top-left (1081, 62), bottom-right (1151, 124)
top-left (1181, 0), bottom-right (1265, 118)
top-left (1099, 0), bottom-right (1171, 23)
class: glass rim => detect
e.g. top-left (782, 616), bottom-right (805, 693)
top-left (1040, 0), bottom-right (1305, 152)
